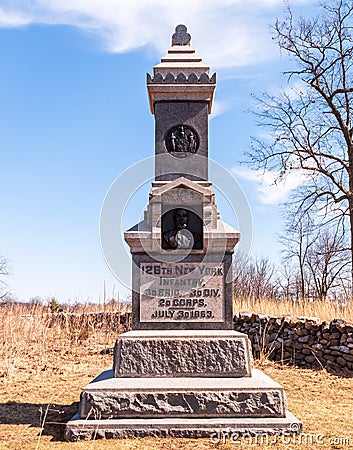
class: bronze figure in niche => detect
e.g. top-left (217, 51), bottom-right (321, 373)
top-left (162, 208), bottom-right (202, 250)
top-left (165, 125), bottom-right (199, 157)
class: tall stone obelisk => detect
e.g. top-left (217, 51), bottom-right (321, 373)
top-left (65, 25), bottom-right (301, 441)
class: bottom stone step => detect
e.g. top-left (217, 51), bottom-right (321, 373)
top-left (65, 412), bottom-right (301, 441)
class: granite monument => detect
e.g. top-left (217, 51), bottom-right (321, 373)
top-left (65, 24), bottom-right (301, 440)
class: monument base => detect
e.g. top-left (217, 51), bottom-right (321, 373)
top-left (65, 330), bottom-right (301, 441)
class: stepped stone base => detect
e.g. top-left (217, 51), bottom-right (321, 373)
top-left (113, 330), bottom-right (253, 377)
top-left (65, 413), bottom-right (301, 441)
top-left (65, 330), bottom-right (301, 441)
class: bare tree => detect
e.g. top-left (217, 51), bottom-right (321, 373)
top-left (233, 254), bottom-right (280, 300)
top-left (306, 228), bottom-right (351, 300)
top-left (279, 212), bottom-right (351, 300)
top-left (0, 257), bottom-right (10, 300)
top-left (277, 261), bottom-right (307, 301)
top-left (279, 214), bottom-right (314, 300)
top-left (248, 1), bottom-right (353, 285)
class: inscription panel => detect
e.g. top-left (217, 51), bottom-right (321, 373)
top-left (140, 262), bottom-right (224, 322)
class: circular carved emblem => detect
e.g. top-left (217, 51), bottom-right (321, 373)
top-left (165, 125), bottom-right (200, 158)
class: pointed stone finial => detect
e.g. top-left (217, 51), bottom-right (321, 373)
top-left (172, 24), bottom-right (191, 46)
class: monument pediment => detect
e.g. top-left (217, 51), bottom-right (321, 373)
top-left (150, 177), bottom-right (214, 202)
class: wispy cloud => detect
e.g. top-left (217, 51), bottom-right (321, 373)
top-left (210, 100), bottom-right (228, 119)
top-left (233, 167), bottom-right (308, 205)
top-left (0, 0), bottom-right (312, 69)
top-left (0, 7), bottom-right (31, 27)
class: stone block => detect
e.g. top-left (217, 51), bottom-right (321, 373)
top-left (304, 356), bottom-right (316, 363)
top-left (78, 369), bottom-right (287, 420)
top-left (312, 343), bottom-right (323, 350)
top-left (337, 357), bottom-right (347, 367)
top-left (328, 333), bottom-right (341, 340)
top-left (114, 330), bottom-right (253, 377)
top-left (65, 413), bottom-right (302, 441)
top-left (338, 345), bottom-right (350, 353)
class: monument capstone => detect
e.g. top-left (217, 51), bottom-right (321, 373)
top-left (65, 25), bottom-right (301, 440)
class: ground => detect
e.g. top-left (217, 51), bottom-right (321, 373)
top-left (0, 342), bottom-right (352, 450)
top-left (1, 303), bottom-right (352, 449)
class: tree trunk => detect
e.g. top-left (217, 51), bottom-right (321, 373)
top-left (348, 194), bottom-right (353, 298)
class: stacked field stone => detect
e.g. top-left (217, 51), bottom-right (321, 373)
top-left (234, 313), bottom-right (353, 370)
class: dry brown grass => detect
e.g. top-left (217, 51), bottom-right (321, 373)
top-left (0, 302), bottom-right (352, 449)
top-left (234, 296), bottom-right (353, 323)
top-left (0, 302), bottom-right (129, 381)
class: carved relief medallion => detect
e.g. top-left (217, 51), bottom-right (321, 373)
top-left (165, 125), bottom-right (200, 158)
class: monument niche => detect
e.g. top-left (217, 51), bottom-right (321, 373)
top-left (65, 25), bottom-right (301, 440)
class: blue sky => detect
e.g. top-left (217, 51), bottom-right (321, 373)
top-left (0, 0), bottom-right (316, 303)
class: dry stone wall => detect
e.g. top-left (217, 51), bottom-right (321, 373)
top-left (233, 312), bottom-right (353, 371)
top-left (49, 311), bottom-right (132, 333)
top-left (51, 311), bottom-right (353, 371)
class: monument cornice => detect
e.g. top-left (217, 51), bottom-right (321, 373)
top-left (147, 83), bottom-right (215, 114)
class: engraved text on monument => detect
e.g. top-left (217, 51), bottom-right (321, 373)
top-left (140, 262), bottom-right (224, 322)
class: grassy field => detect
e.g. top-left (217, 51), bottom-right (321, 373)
top-left (234, 296), bottom-right (353, 323)
top-left (0, 301), bottom-right (352, 449)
